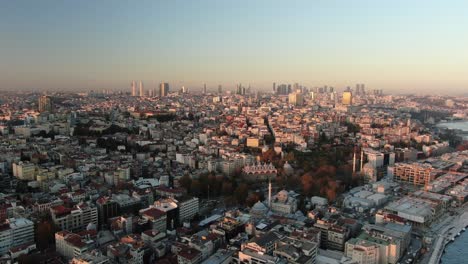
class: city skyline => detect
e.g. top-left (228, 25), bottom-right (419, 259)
top-left (1, 0), bottom-right (468, 95)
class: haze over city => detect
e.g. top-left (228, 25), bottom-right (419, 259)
top-left (1, 0), bottom-right (468, 94)
top-left (1, 2), bottom-right (468, 264)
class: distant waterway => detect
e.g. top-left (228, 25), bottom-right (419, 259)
top-left (440, 229), bottom-right (468, 264)
top-left (436, 121), bottom-right (468, 140)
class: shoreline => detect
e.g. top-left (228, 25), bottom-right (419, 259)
top-left (428, 208), bottom-right (468, 264)
top-left (435, 120), bottom-right (468, 141)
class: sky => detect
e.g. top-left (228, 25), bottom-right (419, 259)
top-left (0, 0), bottom-right (467, 94)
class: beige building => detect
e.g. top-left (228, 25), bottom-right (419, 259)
top-left (55, 230), bottom-right (93, 259)
top-left (342, 91), bottom-right (353, 105)
top-left (12, 161), bottom-right (36, 181)
top-left (289, 92), bottom-right (304, 106)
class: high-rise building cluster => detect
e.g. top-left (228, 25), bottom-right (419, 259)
top-left (131, 81), bottom-right (170, 97)
top-left (0, 88), bottom-right (465, 264)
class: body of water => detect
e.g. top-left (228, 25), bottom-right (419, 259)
top-left (436, 121), bottom-right (468, 140)
top-left (440, 230), bottom-right (468, 263)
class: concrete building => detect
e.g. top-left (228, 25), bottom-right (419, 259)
top-left (289, 92), bottom-right (304, 106)
top-left (178, 196), bottom-right (199, 223)
top-left (342, 92), bottom-right (352, 105)
top-left (38, 95), bottom-right (52, 112)
top-left (139, 81), bottom-right (144, 97)
top-left (160, 82), bottom-right (170, 97)
top-left (345, 223), bottom-right (411, 264)
top-left (12, 161), bottom-right (36, 181)
top-left (140, 207), bottom-right (167, 233)
top-left (55, 230), bottom-right (96, 259)
top-left (389, 163), bottom-right (438, 186)
top-left (51, 203), bottom-right (98, 232)
top-left (0, 218), bottom-right (35, 255)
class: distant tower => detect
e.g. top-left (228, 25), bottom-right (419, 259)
top-left (203, 83), bottom-right (207, 94)
top-left (159, 83), bottom-right (169, 97)
top-left (273, 82), bottom-right (276, 93)
top-left (139, 81), bottom-right (144, 97)
top-left (38, 95), bottom-right (52, 112)
top-left (218, 85), bottom-right (222, 94)
top-left (131, 81), bottom-right (136, 96)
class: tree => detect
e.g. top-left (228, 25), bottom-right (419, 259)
top-left (301, 173), bottom-right (315, 196)
top-left (234, 183), bottom-right (249, 205)
top-left (36, 219), bottom-right (56, 250)
top-left (283, 152), bottom-right (295, 162)
top-left (456, 142), bottom-right (468, 151)
top-left (179, 175), bottom-right (192, 193)
top-left (190, 180), bottom-right (202, 197)
top-left (246, 191), bottom-right (265, 207)
top-left (221, 182), bottom-right (234, 195)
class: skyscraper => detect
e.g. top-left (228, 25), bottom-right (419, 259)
top-left (139, 81), bottom-right (144, 97)
top-left (38, 95), bottom-right (52, 112)
top-left (273, 82), bottom-right (276, 93)
top-left (131, 80), bottom-right (136, 96)
top-left (355, 84), bottom-right (360, 95)
top-left (288, 92), bottom-right (304, 106)
top-left (203, 83), bottom-right (207, 94)
top-left (342, 91), bottom-right (353, 105)
top-left (218, 85), bottom-right (222, 94)
top-left (160, 82), bottom-right (169, 97)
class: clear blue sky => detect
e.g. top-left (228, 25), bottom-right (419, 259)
top-left (1, 0), bottom-right (467, 94)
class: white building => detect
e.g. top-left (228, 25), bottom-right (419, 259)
top-left (51, 203), bottom-right (98, 232)
top-left (178, 197), bottom-right (199, 223)
top-left (0, 218), bottom-right (35, 255)
top-left (55, 230), bottom-right (94, 259)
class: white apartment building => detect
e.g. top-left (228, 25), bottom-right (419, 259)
top-left (55, 231), bottom-right (93, 259)
top-left (0, 218), bottom-right (35, 255)
top-left (178, 197), bottom-right (199, 223)
top-left (51, 203), bottom-right (98, 232)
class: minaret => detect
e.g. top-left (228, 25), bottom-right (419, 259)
top-left (353, 149), bottom-right (356, 174)
top-left (360, 149), bottom-right (364, 171)
top-left (268, 179), bottom-right (272, 208)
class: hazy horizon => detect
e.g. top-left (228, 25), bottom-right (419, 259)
top-left (1, 0), bottom-right (467, 95)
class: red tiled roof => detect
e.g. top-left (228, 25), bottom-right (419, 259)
top-left (64, 234), bottom-right (86, 248)
top-left (141, 208), bottom-right (166, 220)
top-left (51, 205), bottom-right (72, 216)
top-left (178, 247), bottom-right (201, 260)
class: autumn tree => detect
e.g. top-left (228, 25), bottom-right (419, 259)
top-left (178, 175), bottom-right (192, 193)
top-left (234, 183), bottom-right (249, 205)
top-left (36, 218), bottom-right (56, 250)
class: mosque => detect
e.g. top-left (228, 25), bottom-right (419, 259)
top-left (249, 181), bottom-right (299, 218)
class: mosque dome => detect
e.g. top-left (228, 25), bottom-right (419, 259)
top-left (283, 162), bottom-right (294, 176)
top-left (86, 222), bottom-right (97, 231)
